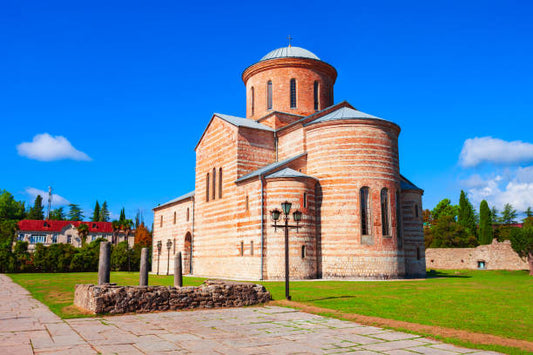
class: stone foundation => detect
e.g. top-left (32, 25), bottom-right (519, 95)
top-left (74, 280), bottom-right (271, 314)
top-left (426, 239), bottom-right (528, 270)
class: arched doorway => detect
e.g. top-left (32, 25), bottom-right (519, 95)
top-left (184, 232), bottom-right (192, 274)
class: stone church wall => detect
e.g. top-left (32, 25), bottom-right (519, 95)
top-left (401, 190), bottom-right (426, 277)
top-left (426, 239), bottom-right (528, 270)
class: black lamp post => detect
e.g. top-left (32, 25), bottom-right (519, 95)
top-left (156, 240), bottom-right (162, 275)
top-left (271, 201), bottom-right (302, 300)
top-left (166, 239), bottom-right (172, 275)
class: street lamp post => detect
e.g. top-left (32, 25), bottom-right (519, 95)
top-left (166, 239), bottom-right (173, 275)
top-left (271, 201), bottom-right (302, 300)
top-left (156, 240), bottom-right (162, 275)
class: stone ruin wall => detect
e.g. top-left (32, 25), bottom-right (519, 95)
top-left (74, 280), bottom-right (270, 315)
top-left (425, 239), bottom-right (528, 270)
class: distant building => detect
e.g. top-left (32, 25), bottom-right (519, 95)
top-left (16, 220), bottom-right (134, 251)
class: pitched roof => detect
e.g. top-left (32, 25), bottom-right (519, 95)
top-left (154, 191), bottom-right (195, 210)
top-left (235, 153), bottom-right (307, 183)
top-left (17, 220), bottom-right (113, 233)
top-left (265, 167), bottom-right (317, 180)
top-left (214, 113), bottom-right (274, 132)
top-left (304, 106), bottom-right (391, 126)
top-left (400, 175), bottom-right (423, 192)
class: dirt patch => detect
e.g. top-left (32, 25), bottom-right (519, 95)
top-left (273, 300), bottom-right (533, 352)
top-left (45, 290), bottom-right (72, 304)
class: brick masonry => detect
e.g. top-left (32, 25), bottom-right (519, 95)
top-left (426, 239), bottom-right (528, 270)
top-left (73, 280), bottom-right (271, 314)
top-left (152, 47), bottom-right (426, 280)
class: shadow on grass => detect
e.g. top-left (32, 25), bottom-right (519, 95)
top-left (426, 270), bottom-right (471, 279)
top-left (305, 295), bottom-right (356, 302)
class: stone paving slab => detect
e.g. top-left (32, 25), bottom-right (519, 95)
top-left (0, 274), bottom-right (503, 354)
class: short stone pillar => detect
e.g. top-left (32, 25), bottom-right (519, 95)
top-left (174, 252), bottom-right (183, 287)
top-left (139, 247), bottom-right (149, 286)
top-left (98, 242), bottom-right (111, 285)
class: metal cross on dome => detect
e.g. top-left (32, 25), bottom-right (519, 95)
top-left (287, 34), bottom-right (293, 47)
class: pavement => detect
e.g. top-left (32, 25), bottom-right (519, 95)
top-left (0, 274), bottom-right (501, 354)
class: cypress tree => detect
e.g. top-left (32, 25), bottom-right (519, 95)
top-left (92, 201), bottom-right (100, 222)
top-left (119, 208), bottom-right (126, 224)
top-left (99, 201), bottom-right (110, 222)
top-left (479, 200), bottom-right (493, 244)
top-left (28, 195), bottom-right (45, 220)
top-left (458, 190), bottom-right (477, 239)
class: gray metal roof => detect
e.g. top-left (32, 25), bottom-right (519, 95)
top-left (155, 191), bottom-right (195, 210)
top-left (265, 167), bottom-right (317, 180)
top-left (304, 106), bottom-right (391, 126)
top-left (215, 113), bottom-right (274, 132)
top-left (400, 175), bottom-right (423, 192)
top-left (261, 46), bottom-right (320, 61)
top-left (235, 153), bottom-right (307, 183)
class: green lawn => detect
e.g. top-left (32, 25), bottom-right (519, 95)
top-left (8, 269), bottom-right (533, 343)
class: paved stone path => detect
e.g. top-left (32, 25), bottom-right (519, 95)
top-left (0, 275), bottom-right (501, 354)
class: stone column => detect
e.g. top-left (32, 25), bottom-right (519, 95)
top-left (174, 252), bottom-right (183, 287)
top-left (139, 247), bottom-right (149, 286)
top-left (98, 242), bottom-right (111, 285)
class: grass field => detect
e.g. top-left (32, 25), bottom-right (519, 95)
top-left (8, 270), bottom-right (533, 351)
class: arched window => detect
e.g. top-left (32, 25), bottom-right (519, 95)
top-left (381, 188), bottom-right (390, 236)
top-left (360, 187), bottom-right (370, 236)
top-left (267, 80), bottom-right (272, 110)
top-left (301, 245), bottom-right (306, 258)
top-left (396, 191), bottom-right (402, 247)
top-left (251, 87), bottom-right (255, 116)
top-left (240, 241), bottom-right (244, 256)
top-left (245, 195), bottom-right (249, 211)
top-left (290, 78), bottom-right (297, 108)
top-left (160, 215), bottom-right (163, 228)
top-left (206, 173), bottom-right (210, 202)
top-left (212, 168), bottom-right (216, 200)
top-left (303, 192), bottom-right (307, 208)
top-left (250, 241), bottom-right (254, 256)
top-left (173, 211), bottom-right (176, 224)
top-left (415, 204), bottom-right (419, 218)
top-left (313, 81), bottom-right (319, 110)
top-left (219, 168), bottom-right (223, 199)
top-left (186, 207), bottom-right (190, 222)
top-left (416, 246), bottom-right (421, 260)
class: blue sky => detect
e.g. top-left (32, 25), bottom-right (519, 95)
top-left (2, 0), bottom-right (533, 226)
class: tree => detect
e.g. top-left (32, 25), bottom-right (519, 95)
top-left (510, 224), bottom-right (533, 275)
top-left (431, 199), bottom-right (458, 221)
top-left (76, 223), bottom-right (89, 246)
top-left (110, 241), bottom-right (132, 271)
top-left (425, 215), bottom-right (478, 248)
top-left (68, 204), bottom-right (84, 221)
top-left (134, 223), bottom-right (152, 247)
top-left (501, 203), bottom-right (518, 225)
top-left (491, 206), bottom-right (499, 224)
top-left (28, 195), bottom-right (45, 220)
top-left (99, 201), bottom-right (110, 222)
top-left (0, 190), bottom-right (25, 220)
top-left (457, 190), bottom-right (477, 239)
top-left (0, 220), bottom-right (18, 245)
top-left (49, 207), bottom-right (65, 221)
top-left (119, 208), bottom-right (126, 223)
top-left (525, 207), bottom-right (533, 219)
top-left (91, 201), bottom-right (100, 222)
top-left (479, 200), bottom-right (494, 245)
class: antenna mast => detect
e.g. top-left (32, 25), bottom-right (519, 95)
top-left (47, 186), bottom-right (52, 220)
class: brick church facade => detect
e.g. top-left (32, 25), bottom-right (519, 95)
top-left (152, 46), bottom-right (426, 280)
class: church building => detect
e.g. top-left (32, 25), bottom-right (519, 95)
top-left (152, 45), bottom-right (426, 280)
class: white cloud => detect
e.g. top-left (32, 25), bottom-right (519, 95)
top-left (17, 133), bottom-right (91, 162)
top-left (462, 167), bottom-right (533, 211)
top-left (26, 187), bottom-right (70, 206)
top-left (459, 137), bottom-right (533, 168)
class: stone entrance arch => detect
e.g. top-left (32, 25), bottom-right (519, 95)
top-left (184, 232), bottom-right (192, 274)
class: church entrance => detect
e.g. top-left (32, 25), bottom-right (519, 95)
top-left (184, 232), bottom-right (192, 274)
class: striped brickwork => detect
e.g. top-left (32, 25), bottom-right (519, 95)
top-left (401, 190), bottom-right (426, 277)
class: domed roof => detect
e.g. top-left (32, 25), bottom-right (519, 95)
top-left (260, 46), bottom-right (320, 61)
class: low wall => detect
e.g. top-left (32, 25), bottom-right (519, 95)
top-left (426, 239), bottom-right (528, 270)
top-left (74, 280), bottom-right (271, 314)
